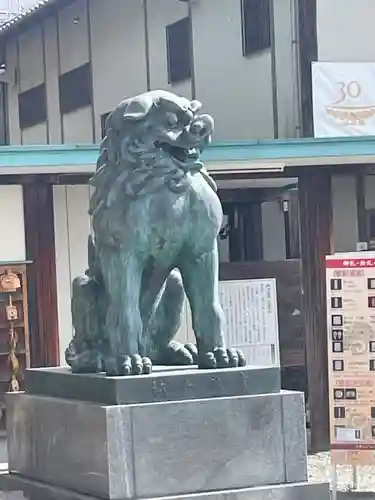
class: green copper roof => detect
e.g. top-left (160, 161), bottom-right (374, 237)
top-left (0, 136), bottom-right (375, 170)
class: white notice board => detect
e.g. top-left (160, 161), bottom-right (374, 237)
top-left (177, 279), bottom-right (280, 368)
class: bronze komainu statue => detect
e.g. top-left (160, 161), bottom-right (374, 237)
top-left (65, 90), bottom-right (245, 376)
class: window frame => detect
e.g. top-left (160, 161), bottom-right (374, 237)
top-left (18, 83), bottom-right (47, 130)
top-left (59, 62), bottom-right (92, 115)
top-left (166, 16), bottom-right (192, 85)
top-left (241, 0), bottom-right (271, 57)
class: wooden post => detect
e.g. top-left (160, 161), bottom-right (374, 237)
top-left (23, 181), bottom-right (60, 367)
top-left (356, 171), bottom-right (367, 243)
top-left (299, 169), bottom-right (332, 452)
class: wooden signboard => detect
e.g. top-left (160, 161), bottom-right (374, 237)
top-left (326, 252), bottom-right (375, 465)
top-left (178, 278), bottom-right (280, 368)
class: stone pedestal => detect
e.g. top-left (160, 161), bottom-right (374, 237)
top-left (2, 366), bottom-right (329, 500)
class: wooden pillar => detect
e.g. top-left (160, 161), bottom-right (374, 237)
top-left (298, 169), bottom-right (332, 452)
top-left (23, 181), bottom-right (60, 367)
top-left (356, 171), bottom-right (367, 243)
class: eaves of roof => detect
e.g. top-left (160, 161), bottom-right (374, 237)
top-left (1, 136), bottom-right (375, 176)
top-left (0, 0), bottom-right (73, 41)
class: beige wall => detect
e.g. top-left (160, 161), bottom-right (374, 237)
top-left (365, 175), bottom-right (375, 210)
top-left (90, 0), bottom-right (148, 140)
top-left (273, 0), bottom-right (299, 138)
top-left (331, 173), bottom-right (375, 253)
top-left (147, 0), bottom-right (191, 99)
top-left (6, 38), bottom-right (20, 144)
top-left (5, 0), bottom-right (298, 145)
top-left (192, 0), bottom-right (274, 141)
top-left (331, 175), bottom-right (359, 253)
top-left (44, 16), bottom-right (61, 143)
top-left (317, 0), bottom-right (375, 62)
top-left (261, 201), bottom-right (286, 261)
top-left (58, 0), bottom-right (93, 143)
top-left (316, 0), bottom-right (375, 250)
top-left (18, 25), bottom-right (44, 92)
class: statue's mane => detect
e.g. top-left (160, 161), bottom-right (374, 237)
top-left (88, 93), bottom-right (217, 217)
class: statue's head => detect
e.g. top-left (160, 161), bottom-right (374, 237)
top-left (104, 90), bottom-right (214, 169)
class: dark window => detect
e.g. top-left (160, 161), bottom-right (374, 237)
top-left (18, 84), bottom-right (47, 129)
top-left (100, 112), bottom-right (110, 139)
top-left (241, 0), bottom-right (271, 56)
top-left (166, 17), bottom-right (191, 84)
top-left (59, 62), bottom-right (92, 115)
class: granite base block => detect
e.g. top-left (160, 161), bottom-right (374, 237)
top-left (0, 474), bottom-right (330, 500)
top-left (7, 390), bottom-right (307, 500)
top-left (23, 365), bottom-right (281, 405)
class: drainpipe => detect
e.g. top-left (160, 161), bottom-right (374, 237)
top-left (290, 0), bottom-right (303, 138)
top-left (187, 0), bottom-right (196, 99)
top-left (143, 0), bottom-right (151, 91)
top-left (269, 0), bottom-right (279, 139)
top-left (177, 0), bottom-right (196, 99)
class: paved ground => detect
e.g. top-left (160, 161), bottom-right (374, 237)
top-left (2, 437), bottom-right (375, 498)
top-left (0, 438), bottom-right (7, 466)
top-left (309, 452), bottom-right (375, 493)
top-left (337, 495), bottom-right (375, 499)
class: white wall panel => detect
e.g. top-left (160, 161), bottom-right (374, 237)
top-left (53, 185), bottom-right (72, 363)
top-left (0, 185), bottom-right (26, 262)
top-left (65, 185), bottom-right (91, 279)
top-left (53, 184), bottom-right (91, 364)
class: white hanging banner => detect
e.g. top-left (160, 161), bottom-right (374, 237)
top-left (312, 62), bottom-right (375, 137)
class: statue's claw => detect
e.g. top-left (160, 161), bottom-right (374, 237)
top-left (153, 341), bottom-right (198, 366)
top-left (104, 355), bottom-right (152, 376)
top-left (184, 343), bottom-right (198, 362)
top-left (197, 348), bottom-right (246, 369)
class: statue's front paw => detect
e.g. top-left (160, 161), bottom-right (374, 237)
top-left (67, 348), bottom-right (103, 374)
top-left (155, 342), bottom-right (198, 366)
top-left (198, 348), bottom-right (246, 369)
top-left (104, 354), bottom-right (152, 376)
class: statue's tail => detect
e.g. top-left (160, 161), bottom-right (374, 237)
top-left (86, 234), bottom-right (102, 282)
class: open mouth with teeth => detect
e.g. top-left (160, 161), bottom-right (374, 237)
top-left (154, 141), bottom-right (199, 163)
